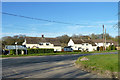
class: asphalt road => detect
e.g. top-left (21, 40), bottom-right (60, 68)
top-left (2, 52), bottom-right (117, 78)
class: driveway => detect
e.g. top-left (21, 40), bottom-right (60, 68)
top-left (2, 52), bottom-right (117, 78)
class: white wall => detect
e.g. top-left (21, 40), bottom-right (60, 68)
top-left (68, 39), bottom-right (74, 46)
top-left (68, 39), bottom-right (97, 52)
top-left (54, 46), bottom-right (62, 51)
top-left (95, 42), bottom-right (113, 47)
top-left (23, 43), bottom-right (61, 51)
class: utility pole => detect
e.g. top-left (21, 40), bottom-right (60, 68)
top-left (103, 25), bottom-right (104, 51)
top-left (105, 28), bottom-right (106, 51)
top-left (15, 42), bottom-right (18, 55)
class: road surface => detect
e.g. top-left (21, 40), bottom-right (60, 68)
top-left (2, 52), bottom-right (117, 78)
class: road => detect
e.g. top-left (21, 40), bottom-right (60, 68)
top-left (2, 52), bottom-right (117, 78)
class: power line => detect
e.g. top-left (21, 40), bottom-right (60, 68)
top-left (2, 12), bottom-right (84, 25)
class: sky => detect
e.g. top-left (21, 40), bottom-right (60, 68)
top-left (2, 2), bottom-right (118, 38)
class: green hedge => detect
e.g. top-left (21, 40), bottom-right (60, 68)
top-left (73, 50), bottom-right (81, 52)
top-left (9, 49), bottom-right (22, 55)
top-left (109, 45), bottom-right (116, 50)
top-left (27, 49), bottom-right (54, 54)
top-left (10, 49), bottom-right (16, 55)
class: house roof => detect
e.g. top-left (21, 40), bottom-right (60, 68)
top-left (25, 37), bottom-right (61, 46)
top-left (91, 39), bottom-right (115, 43)
top-left (72, 39), bottom-right (96, 46)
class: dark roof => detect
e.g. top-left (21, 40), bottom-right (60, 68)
top-left (25, 37), bottom-right (61, 46)
top-left (72, 39), bottom-right (96, 46)
top-left (91, 39), bottom-right (115, 43)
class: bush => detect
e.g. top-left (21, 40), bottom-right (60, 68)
top-left (9, 49), bottom-right (16, 55)
top-left (106, 47), bottom-right (110, 51)
top-left (73, 50), bottom-right (81, 52)
top-left (110, 45), bottom-right (116, 50)
top-left (2, 49), bottom-right (9, 55)
top-left (55, 51), bottom-right (72, 53)
top-left (27, 48), bottom-right (54, 54)
top-left (99, 46), bottom-right (105, 51)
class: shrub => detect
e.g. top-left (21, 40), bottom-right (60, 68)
top-left (3, 49), bottom-right (9, 55)
top-left (111, 45), bottom-right (116, 50)
top-left (109, 45), bottom-right (116, 50)
top-left (106, 47), bottom-right (110, 51)
top-left (9, 49), bottom-right (16, 55)
top-left (97, 47), bottom-right (100, 51)
top-left (18, 49), bottom-right (22, 55)
top-left (73, 50), bottom-right (81, 52)
top-left (27, 48), bottom-right (54, 54)
top-left (9, 49), bottom-right (22, 55)
top-left (99, 46), bottom-right (105, 51)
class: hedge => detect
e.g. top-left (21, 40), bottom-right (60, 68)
top-left (73, 50), bottom-right (82, 52)
top-left (27, 48), bottom-right (54, 54)
top-left (109, 45), bottom-right (116, 50)
top-left (9, 49), bottom-right (22, 55)
top-left (10, 49), bottom-right (16, 55)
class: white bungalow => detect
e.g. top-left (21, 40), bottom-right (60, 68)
top-left (68, 39), bottom-right (97, 52)
top-left (92, 39), bottom-right (114, 47)
top-left (22, 35), bottom-right (62, 51)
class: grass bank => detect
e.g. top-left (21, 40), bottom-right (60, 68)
top-left (1, 50), bottom-right (117, 58)
top-left (75, 54), bottom-right (118, 78)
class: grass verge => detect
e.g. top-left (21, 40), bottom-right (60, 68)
top-left (1, 50), bottom-right (117, 58)
top-left (75, 54), bottom-right (118, 78)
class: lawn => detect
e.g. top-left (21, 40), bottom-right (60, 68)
top-left (75, 54), bottom-right (118, 78)
top-left (1, 50), bottom-right (117, 58)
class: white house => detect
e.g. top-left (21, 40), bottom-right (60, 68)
top-left (92, 39), bottom-right (114, 47)
top-left (22, 35), bottom-right (62, 51)
top-left (68, 39), bottom-right (97, 52)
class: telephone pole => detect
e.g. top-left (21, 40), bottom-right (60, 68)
top-left (15, 42), bottom-right (18, 55)
top-left (103, 25), bottom-right (105, 51)
top-left (105, 28), bottom-right (106, 51)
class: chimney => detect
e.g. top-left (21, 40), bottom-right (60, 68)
top-left (42, 35), bottom-right (44, 38)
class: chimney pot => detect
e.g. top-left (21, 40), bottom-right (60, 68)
top-left (42, 35), bottom-right (44, 38)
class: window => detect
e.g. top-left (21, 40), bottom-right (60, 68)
top-left (23, 45), bottom-right (26, 47)
top-left (39, 43), bottom-right (43, 45)
top-left (86, 48), bottom-right (89, 52)
top-left (86, 44), bottom-right (88, 46)
top-left (46, 43), bottom-right (49, 46)
top-left (78, 47), bottom-right (81, 50)
top-left (82, 44), bottom-right (84, 45)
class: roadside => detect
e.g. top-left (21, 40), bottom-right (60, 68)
top-left (75, 54), bottom-right (118, 78)
top-left (1, 50), bottom-right (118, 59)
top-left (2, 53), bottom-right (104, 78)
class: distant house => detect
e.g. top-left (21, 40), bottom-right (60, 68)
top-left (63, 46), bottom-right (73, 52)
top-left (68, 39), bottom-right (97, 52)
top-left (92, 39), bottom-right (114, 47)
top-left (22, 35), bottom-right (62, 51)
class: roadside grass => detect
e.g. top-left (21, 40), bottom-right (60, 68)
top-left (1, 50), bottom-right (117, 58)
top-left (75, 54), bottom-right (118, 78)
